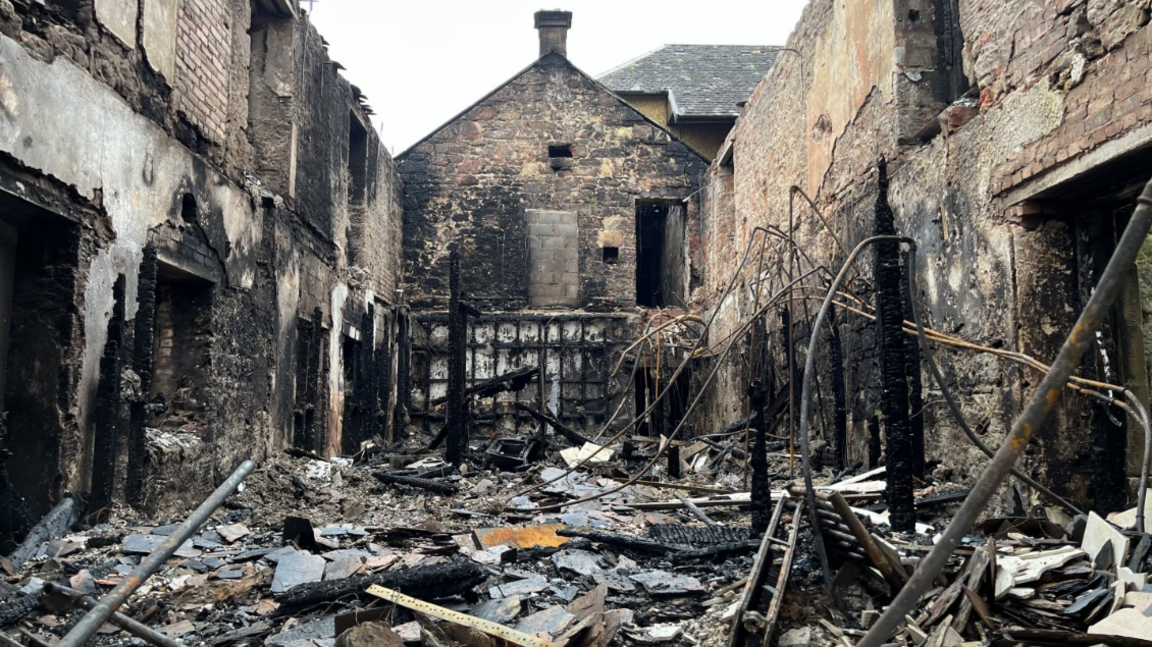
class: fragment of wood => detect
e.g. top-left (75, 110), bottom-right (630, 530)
top-left (430, 366), bottom-right (540, 406)
top-left (6, 496), bottom-right (81, 569)
top-left (633, 480), bottom-right (737, 495)
top-left (674, 541), bottom-right (762, 561)
top-left (961, 586), bottom-right (994, 629)
top-left (626, 492), bottom-right (754, 510)
top-left (284, 447), bottom-right (326, 461)
top-left (629, 436), bottom-right (695, 447)
top-left (760, 500), bottom-right (804, 647)
top-left (514, 403), bottom-right (592, 447)
top-left (274, 558), bottom-right (485, 610)
top-left (951, 548), bottom-right (990, 633)
top-left (373, 472), bottom-right (458, 495)
top-left (728, 496), bottom-right (786, 647)
top-left (1001, 625), bottom-right (1152, 647)
top-left (1082, 511), bottom-right (1131, 567)
top-left (923, 580), bottom-right (964, 629)
top-left (365, 584), bottom-right (559, 647)
top-left (674, 495), bottom-right (719, 526)
top-left (825, 491), bottom-right (908, 590)
top-left (555, 528), bottom-right (677, 554)
top-left (0, 595), bottom-right (38, 629)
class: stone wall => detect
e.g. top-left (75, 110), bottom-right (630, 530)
top-left (695, 0), bottom-right (1152, 511)
top-left (398, 54), bottom-right (708, 312)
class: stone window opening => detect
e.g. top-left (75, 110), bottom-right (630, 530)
top-left (180, 193), bottom-right (198, 224)
top-left (548, 144), bottom-right (573, 158)
top-left (348, 113), bottom-right (369, 207)
top-left (635, 200), bottom-right (687, 308)
top-left (602, 246), bottom-right (619, 264)
top-left (148, 265), bottom-right (213, 437)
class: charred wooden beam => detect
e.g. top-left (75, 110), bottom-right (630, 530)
top-left (91, 275), bottom-right (126, 514)
top-left (431, 366), bottom-right (541, 407)
top-left (873, 159), bottom-right (915, 532)
top-left (394, 309), bottom-right (411, 443)
top-left (127, 244), bottom-right (158, 508)
top-left (749, 380), bottom-right (771, 535)
top-left (273, 558), bottom-right (485, 610)
top-left (373, 471), bottom-right (459, 495)
top-left (868, 414), bottom-right (881, 469)
top-left (513, 402), bottom-right (591, 446)
top-left (828, 305), bottom-right (848, 472)
top-left (446, 249), bottom-right (466, 465)
top-left (5, 495), bottom-right (80, 569)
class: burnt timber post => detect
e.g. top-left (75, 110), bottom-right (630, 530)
top-left (127, 244), bottom-right (158, 508)
top-left (872, 159), bottom-right (915, 532)
top-left (446, 249), bottom-right (467, 465)
top-left (92, 274), bottom-right (126, 513)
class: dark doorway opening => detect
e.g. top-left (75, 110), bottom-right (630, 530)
top-left (0, 207), bottom-right (80, 519)
top-left (635, 201), bottom-right (687, 308)
top-left (1027, 146), bottom-right (1152, 511)
top-left (149, 266), bottom-right (213, 436)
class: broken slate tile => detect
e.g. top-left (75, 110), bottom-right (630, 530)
top-left (270, 550), bottom-right (326, 593)
top-left (489, 574), bottom-right (550, 599)
top-left (551, 585), bottom-right (579, 603)
top-left (235, 547), bottom-right (277, 562)
top-left (323, 555), bottom-right (363, 581)
top-left (470, 595), bottom-right (522, 624)
top-left (629, 571), bottom-right (705, 597)
top-left (551, 549), bottom-right (602, 576)
top-left (515, 605), bottom-right (575, 637)
top-left (216, 523), bottom-right (250, 544)
top-left (122, 534), bottom-right (201, 558)
top-left (321, 548), bottom-right (372, 561)
top-left (263, 546), bottom-right (297, 564)
top-left (151, 524), bottom-right (181, 536)
top-left (216, 569), bottom-right (244, 580)
top-left (267, 615), bottom-right (335, 647)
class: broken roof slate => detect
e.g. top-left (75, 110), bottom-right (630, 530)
top-left (599, 44), bottom-right (781, 119)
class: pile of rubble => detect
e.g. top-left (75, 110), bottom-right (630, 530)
top-left (1, 436), bottom-right (1150, 647)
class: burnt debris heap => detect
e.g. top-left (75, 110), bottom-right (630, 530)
top-left (5, 1), bottom-right (1152, 647)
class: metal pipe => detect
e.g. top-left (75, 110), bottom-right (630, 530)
top-left (43, 583), bottom-right (181, 647)
top-left (56, 460), bottom-right (255, 647)
top-left (857, 179), bottom-right (1152, 647)
top-left (797, 234), bottom-right (914, 592)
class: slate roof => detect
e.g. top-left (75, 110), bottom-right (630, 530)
top-left (598, 44), bottom-right (780, 119)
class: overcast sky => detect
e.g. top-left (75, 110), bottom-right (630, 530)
top-left (308, 1), bottom-right (809, 154)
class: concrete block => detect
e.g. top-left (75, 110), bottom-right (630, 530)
top-left (142, 0), bottom-right (179, 81)
top-left (95, 0), bottom-right (139, 48)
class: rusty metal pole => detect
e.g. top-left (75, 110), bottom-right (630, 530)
top-left (42, 583), bottom-right (182, 647)
top-left (857, 179), bottom-right (1152, 647)
top-left (56, 460), bottom-right (254, 647)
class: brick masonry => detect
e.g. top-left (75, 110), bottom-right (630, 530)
top-left (695, 0), bottom-right (1152, 509)
top-left (173, 0), bottom-right (232, 143)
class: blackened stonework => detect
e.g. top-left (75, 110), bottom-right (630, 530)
top-left (398, 53), bottom-right (707, 312)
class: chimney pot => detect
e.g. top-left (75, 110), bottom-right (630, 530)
top-left (534, 10), bottom-right (572, 58)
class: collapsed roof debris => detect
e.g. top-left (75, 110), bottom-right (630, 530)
top-left (5, 0), bottom-right (1152, 646)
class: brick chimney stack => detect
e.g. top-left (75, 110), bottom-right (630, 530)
top-left (534, 10), bottom-right (572, 58)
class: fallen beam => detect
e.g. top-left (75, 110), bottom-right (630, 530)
top-left (430, 366), bottom-right (540, 406)
top-left (373, 472), bottom-right (458, 495)
top-left (365, 585), bottom-right (559, 647)
top-left (6, 496), bottom-right (81, 569)
top-left (513, 403), bottom-right (592, 447)
top-left (274, 558), bottom-right (485, 610)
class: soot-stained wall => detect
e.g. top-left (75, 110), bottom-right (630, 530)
top-left (696, 0), bottom-right (1152, 511)
top-left (0, 1), bottom-right (403, 521)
